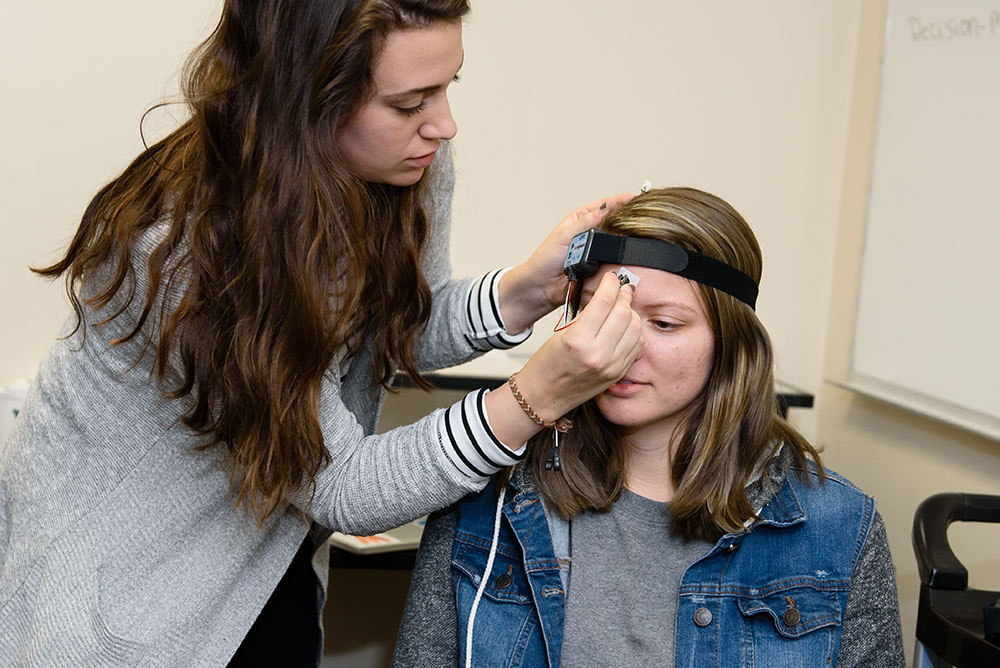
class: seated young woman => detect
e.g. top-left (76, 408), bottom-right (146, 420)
top-left (392, 187), bottom-right (905, 668)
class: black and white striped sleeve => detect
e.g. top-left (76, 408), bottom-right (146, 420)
top-left (463, 268), bottom-right (532, 351)
top-left (436, 388), bottom-right (527, 480)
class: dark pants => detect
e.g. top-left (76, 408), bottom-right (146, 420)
top-left (228, 537), bottom-right (321, 667)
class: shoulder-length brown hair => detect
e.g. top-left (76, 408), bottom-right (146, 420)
top-left (34, 0), bottom-right (470, 523)
top-left (523, 187), bottom-right (823, 541)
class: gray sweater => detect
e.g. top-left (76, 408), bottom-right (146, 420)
top-left (0, 146), bottom-right (524, 666)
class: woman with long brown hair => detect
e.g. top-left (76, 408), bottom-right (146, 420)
top-left (394, 187), bottom-right (905, 668)
top-left (0, 1), bottom-right (643, 665)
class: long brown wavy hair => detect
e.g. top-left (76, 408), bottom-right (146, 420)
top-left (522, 187), bottom-right (823, 541)
top-left (34, 0), bottom-right (470, 523)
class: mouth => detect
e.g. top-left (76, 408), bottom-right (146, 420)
top-left (605, 378), bottom-right (646, 397)
top-left (407, 149), bottom-right (438, 167)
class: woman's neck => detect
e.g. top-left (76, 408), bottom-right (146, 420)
top-left (623, 430), bottom-right (676, 502)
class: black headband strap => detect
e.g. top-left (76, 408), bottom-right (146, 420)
top-left (571, 231), bottom-right (759, 309)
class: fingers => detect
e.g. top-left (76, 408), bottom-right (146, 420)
top-left (612, 307), bottom-right (644, 377)
top-left (594, 281), bottom-right (642, 377)
top-left (584, 192), bottom-right (634, 215)
top-left (560, 192), bottom-right (636, 237)
top-left (592, 278), bottom-right (638, 350)
top-left (562, 271), bottom-right (641, 380)
top-left (570, 272), bottom-right (631, 337)
top-left (517, 272), bottom-right (642, 417)
top-left (517, 191), bottom-right (638, 318)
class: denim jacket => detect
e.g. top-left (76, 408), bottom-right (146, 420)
top-left (449, 456), bottom-right (888, 668)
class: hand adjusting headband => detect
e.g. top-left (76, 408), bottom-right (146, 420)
top-left (563, 228), bottom-right (758, 310)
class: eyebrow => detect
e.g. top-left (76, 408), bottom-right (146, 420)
top-left (381, 54), bottom-right (465, 101)
top-left (580, 290), bottom-right (698, 315)
top-left (644, 300), bottom-right (700, 314)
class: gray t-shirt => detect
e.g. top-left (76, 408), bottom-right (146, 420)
top-left (561, 490), bottom-right (713, 668)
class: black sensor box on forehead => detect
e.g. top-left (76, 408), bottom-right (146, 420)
top-left (563, 228), bottom-right (759, 310)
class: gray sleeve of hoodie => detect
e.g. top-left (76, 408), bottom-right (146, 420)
top-left (305, 145), bottom-right (529, 535)
top-left (410, 142), bottom-right (530, 372)
top-left (835, 510), bottom-right (906, 667)
top-left (392, 507), bottom-right (460, 668)
top-left (411, 140), bottom-right (483, 372)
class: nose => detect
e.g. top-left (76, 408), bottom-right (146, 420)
top-left (632, 330), bottom-right (646, 362)
top-left (421, 95), bottom-right (457, 141)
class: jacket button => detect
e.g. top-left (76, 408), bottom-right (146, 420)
top-left (783, 607), bottom-right (801, 626)
top-left (693, 607), bottom-right (713, 627)
top-left (496, 573), bottom-right (512, 589)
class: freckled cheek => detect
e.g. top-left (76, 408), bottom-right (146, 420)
top-left (661, 350), bottom-right (713, 397)
top-left (656, 344), bottom-right (694, 377)
top-left (689, 351), bottom-right (714, 401)
top-left (698, 346), bottom-right (714, 374)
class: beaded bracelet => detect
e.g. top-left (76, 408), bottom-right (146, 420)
top-left (508, 373), bottom-right (573, 433)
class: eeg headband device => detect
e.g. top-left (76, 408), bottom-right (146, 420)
top-left (563, 228), bottom-right (759, 310)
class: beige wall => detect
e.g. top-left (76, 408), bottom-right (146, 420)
top-left (819, 0), bottom-right (1000, 660)
top-left (0, 1), bottom-right (222, 383)
top-left (2, 2), bottom-right (997, 664)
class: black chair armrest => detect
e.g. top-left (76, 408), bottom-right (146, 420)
top-left (912, 493), bottom-right (1000, 590)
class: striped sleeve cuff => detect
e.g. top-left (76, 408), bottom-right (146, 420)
top-left (463, 268), bottom-right (533, 352)
top-left (437, 388), bottom-right (527, 480)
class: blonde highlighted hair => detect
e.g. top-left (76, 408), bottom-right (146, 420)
top-left (524, 187), bottom-right (822, 541)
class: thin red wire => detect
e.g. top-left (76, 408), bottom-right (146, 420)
top-left (553, 281), bottom-right (577, 332)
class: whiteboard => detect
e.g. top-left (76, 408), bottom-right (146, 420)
top-left (850, 0), bottom-right (1000, 440)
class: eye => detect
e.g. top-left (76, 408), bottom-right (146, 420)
top-left (652, 320), bottom-right (677, 332)
top-left (395, 99), bottom-right (428, 117)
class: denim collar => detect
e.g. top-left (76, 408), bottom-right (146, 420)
top-left (745, 446), bottom-right (806, 528)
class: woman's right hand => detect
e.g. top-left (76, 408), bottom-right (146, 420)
top-left (484, 271), bottom-right (643, 446)
top-left (497, 193), bottom-right (633, 334)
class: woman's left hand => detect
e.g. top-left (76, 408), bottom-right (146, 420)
top-left (498, 192), bottom-right (633, 333)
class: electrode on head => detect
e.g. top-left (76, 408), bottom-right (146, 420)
top-left (616, 266), bottom-right (640, 287)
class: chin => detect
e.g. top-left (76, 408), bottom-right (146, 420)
top-left (595, 399), bottom-right (641, 428)
top-left (597, 397), bottom-right (687, 436)
top-left (377, 167), bottom-right (424, 187)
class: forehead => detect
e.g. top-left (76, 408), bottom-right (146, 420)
top-left (372, 22), bottom-right (463, 93)
top-left (582, 265), bottom-right (706, 313)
